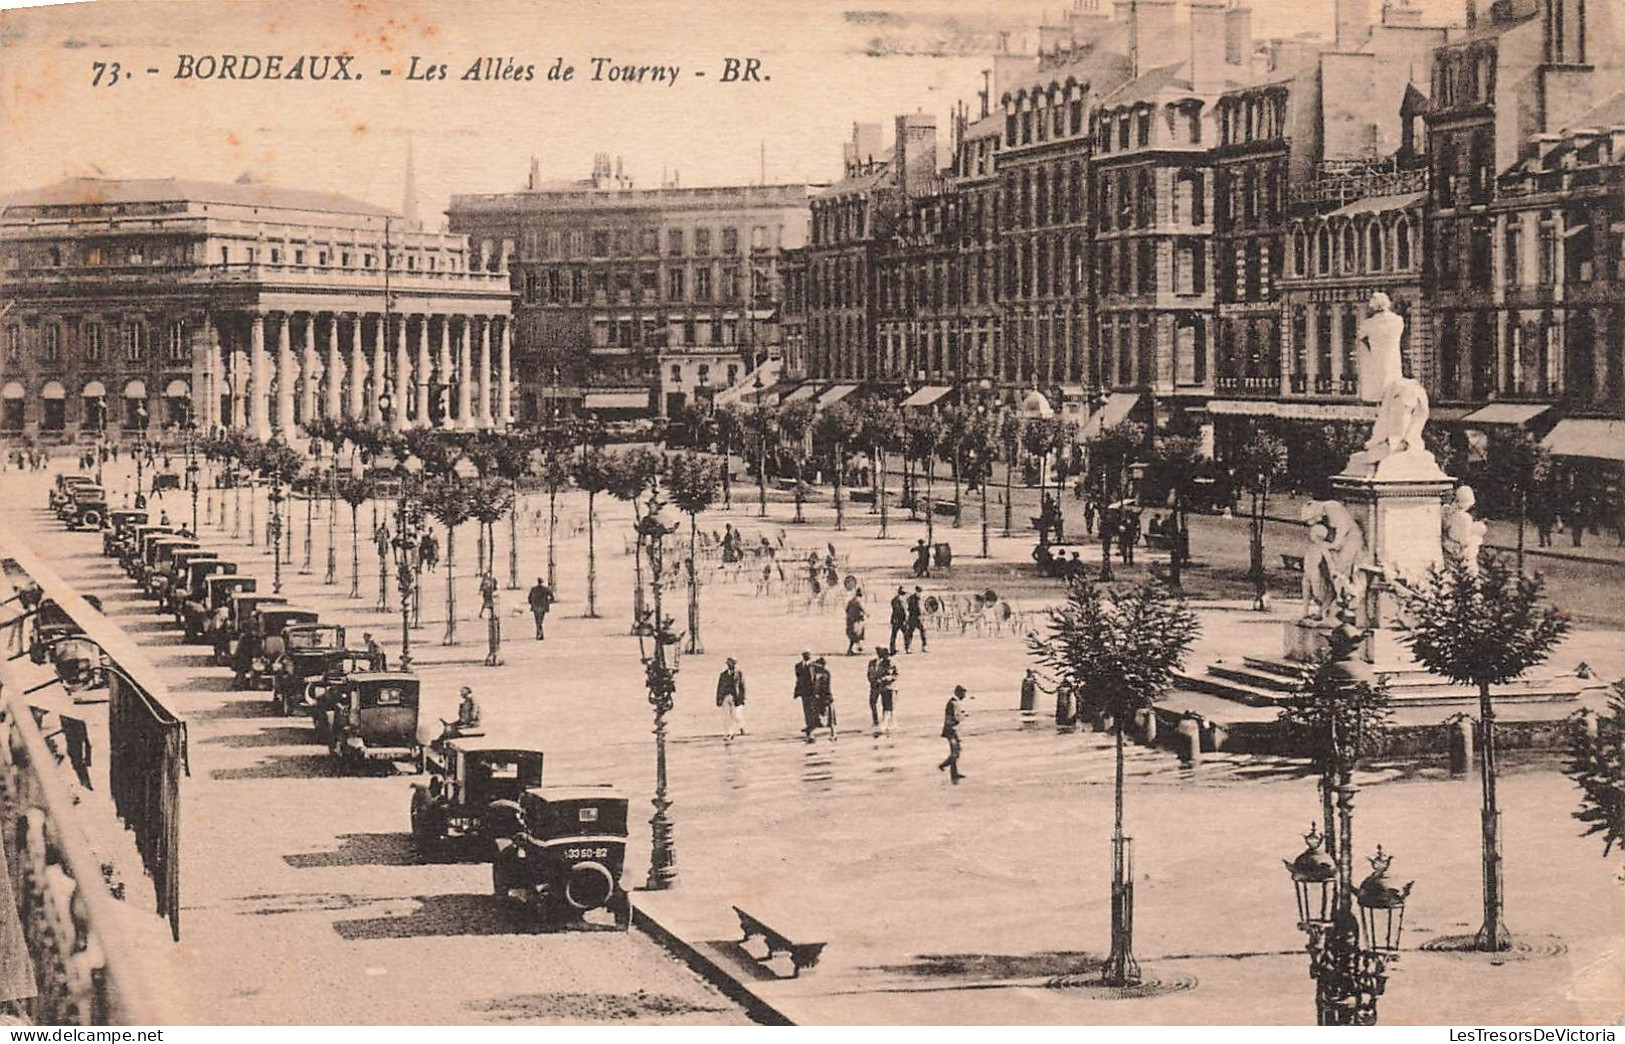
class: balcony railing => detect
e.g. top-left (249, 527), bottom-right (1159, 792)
top-left (1290, 373), bottom-right (1308, 394)
top-left (1314, 374), bottom-right (1335, 395)
top-left (1214, 374), bottom-right (1281, 397)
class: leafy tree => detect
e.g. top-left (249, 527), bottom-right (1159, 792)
top-left (742, 402), bottom-right (779, 518)
top-left (468, 478), bottom-right (514, 578)
top-left (905, 410), bottom-right (947, 555)
top-left (963, 407), bottom-right (999, 557)
top-left (1483, 430), bottom-right (1552, 575)
top-left (860, 399), bottom-right (903, 539)
top-left (1567, 682), bottom-right (1625, 859)
top-left (813, 402), bottom-right (861, 532)
top-left (570, 447), bottom-right (613, 618)
top-left (667, 451), bottom-right (720, 654)
top-left (777, 399), bottom-right (818, 523)
top-left (337, 475), bottom-right (372, 598)
top-left (712, 403), bottom-right (744, 511)
top-left (492, 431), bottom-right (535, 589)
top-left (423, 475), bottom-right (473, 644)
top-left (1141, 434), bottom-right (1203, 588)
top-left (1082, 421), bottom-right (1145, 582)
top-left (1235, 432), bottom-right (1290, 610)
top-left (940, 405), bottom-right (970, 528)
top-left (607, 447), bottom-right (662, 633)
top-left (1398, 555), bottom-right (1571, 950)
top-left (998, 409), bottom-right (1023, 537)
top-left (538, 440), bottom-right (572, 593)
top-left (1028, 579), bottom-right (1200, 986)
top-left (1023, 415), bottom-right (1066, 509)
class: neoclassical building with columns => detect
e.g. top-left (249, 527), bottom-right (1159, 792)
top-left (0, 177), bottom-right (513, 440)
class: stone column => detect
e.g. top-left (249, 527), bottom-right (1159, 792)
top-left (326, 315), bottom-right (343, 421)
top-left (478, 317), bottom-right (494, 428)
top-left (394, 315), bottom-right (411, 432)
top-left (416, 317), bottom-right (432, 428)
top-left (498, 318), bottom-right (513, 429)
top-left (275, 314), bottom-right (295, 433)
top-left (458, 317), bottom-right (474, 429)
top-left (368, 315), bottom-right (385, 425)
top-left (191, 316), bottom-right (211, 430)
top-left (249, 315), bottom-right (271, 438)
top-left (438, 317), bottom-right (454, 429)
top-left (230, 324), bottom-right (248, 430)
top-left (348, 316), bottom-right (366, 420)
top-left (301, 314), bottom-right (319, 429)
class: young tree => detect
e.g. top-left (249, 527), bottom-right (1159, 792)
top-left (939, 405), bottom-right (970, 528)
top-left (860, 399), bottom-right (903, 539)
top-left (963, 407), bottom-right (998, 557)
top-left (337, 475), bottom-right (371, 599)
top-left (424, 475), bottom-right (474, 645)
top-left (905, 410), bottom-right (947, 555)
top-left (492, 431), bottom-right (534, 590)
top-left (1023, 415), bottom-right (1065, 511)
top-left (813, 402), bottom-right (861, 532)
top-left (667, 451), bottom-right (720, 654)
top-left (1567, 681), bottom-right (1625, 860)
top-left (999, 409), bottom-right (1023, 537)
top-left (1083, 422), bottom-right (1145, 582)
top-left (539, 440), bottom-right (572, 594)
top-left (1028, 579), bottom-right (1200, 986)
top-left (1483, 430), bottom-right (1552, 575)
top-left (742, 402), bottom-right (779, 518)
top-left (1236, 431), bottom-right (1290, 611)
top-left (1141, 434), bottom-right (1203, 589)
top-left (607, 447), bottom-right (661, 633)
top-left (570, 447), bottom-right (613, 619)
top-left (468, 478), bottom-right (514, 578)
top-left (778, 399), bottom-right (818, 524)
top-left (1398, 555), bottom-right (1571, 951)
top-left (713, 403), bottom-right (744, 511)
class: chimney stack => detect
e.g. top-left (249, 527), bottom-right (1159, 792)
top-left (894, 112), bottom-right (939, 198)
top-left (1225, 5), bottom-right (1254, 66)
top-left (1465, 0), bottom-right (1478, 29)
top-left (1336, 0), bottom-right (1373, 49)
top-left (1132, 0), bottom-right (1179, 77)
top-left (1190, 1), bottom-right (1228, 94)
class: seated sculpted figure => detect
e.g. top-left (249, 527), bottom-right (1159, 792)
top-left (1441, 484), bottom-right (1487, 575)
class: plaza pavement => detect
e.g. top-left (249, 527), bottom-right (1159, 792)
top-left (6, 457), bottom-right (1623, 1025)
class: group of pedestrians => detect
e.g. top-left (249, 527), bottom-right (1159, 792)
top-left (887, 586), bottom-right (929, 654)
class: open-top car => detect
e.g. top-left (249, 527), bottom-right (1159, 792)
top-left (490, 785), bottom-right (632, 930)
top-left (50, 474), bottom-right (94, 513)
top-left (410, 739), bottom-right (544, 853)
top-left (102, 510), bottom-right (148, 555)
top-left (269, 622), bottom-right (349, 715)
top-left (214, 592), bottom-right (286, 665)
top-left (325, 672), bottom-right (422, 769)
top-left (234, 605), bottom-right (319, 690)
top-left (190, 574), bottom-right (255, 643)
top-left (63, 485), bottom-right (107, 530)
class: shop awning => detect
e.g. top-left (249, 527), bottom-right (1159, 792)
top-left (817, 384), bottom-right (859, 408)
top-left (1079, 391), bottom-right (1144, 437)
top-left (582, 390), bottom-right (648, 410)
top-left (900, 385), bottom-right (952, 409)
top-left (82, 381), bottom-right (107, 398)
top-left (1542, 418), bottom-right (1625, 462)
top-left (1460, 403), bottom-right (1552, 427)
top-left (1, 382), bottom-right (23, 400)
top-left (1206, 399), bottom-right (1378, 422)
top-left (164, 378), bottom-right (190, 398)
top-left (782, 383), bottom-right (821, 403)
top-left (40, 381), bottom-right (66, 400)
top-left (122, 380), bottom-right (147, 399)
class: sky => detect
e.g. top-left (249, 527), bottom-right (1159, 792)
top-left (0, 0), bottom-right (1465, 224)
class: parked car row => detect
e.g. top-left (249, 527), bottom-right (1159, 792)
top-left (58, 500), bottom-right (631, 931)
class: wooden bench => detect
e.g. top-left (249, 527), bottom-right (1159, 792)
top-left (732, 906), bottom-right (826, 978)
top-left (1280, 553), bottom-right (1305, 573)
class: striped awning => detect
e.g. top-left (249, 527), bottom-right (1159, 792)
top-left (817, 384), bottom-right (859, 408)
top-left (900, 385), bottom-right (952, 409)
top-left (1079, 391), bottom-right (1144, 437)
top-left (1542, 419), bottom-right (1625, 462)
top-left (782, 384), bottom-right (821, 403)
top-left (164, 378), bottom-right (190, 398)
top-left (1461, 403), bottom-right (1551, 427)
top-left (40, 381), bottom-right (66, 400)
top-left (123, 380), bottom-right (147, 399)
top-left (1205, 399), bottom-right (1379, 422)
top-left (82, 381), bottom-right (107, 398)
top-left (1, 382), bottom-right (23, 400)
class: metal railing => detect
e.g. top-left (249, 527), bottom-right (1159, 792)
top-left (106, 669), bottom-right (185, 941)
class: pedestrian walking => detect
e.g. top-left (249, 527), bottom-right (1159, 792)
top-left (938, 685), bottom-right (970, 783)
top-left (872, 647), bottom-right (898, 732)
top-left (844, 588), bottom-right (866, 655)
top-left (418, 531), bottom-right (440, 573)
top-left (478, 571), bottom-right (498, 619)
top-left (888, 586), bottom-right (907, 654)
top-left (793, 651), bottom-right (819, 737)
top-left (484, 589), bottom-right (503, 666)
top-left (911, 538), bottom-right (930, 578)
top-left (813, 656), bottom-right (836, 739)
top-left (527, 577), bottom-right (553, 639)
top-left (906, 586), bottom-right (929, 653)
top-left (716, 657), bottom-right (747, 739)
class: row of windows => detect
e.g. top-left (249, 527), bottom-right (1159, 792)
top-left (520, 264), bottom-right (770, 305)
top-left (3, 321), bottom-right (187, 364)
top-left (1003, 93), bottom-right (1088, 149)
top-left (1216, 91), bottom-right (1287, 148)
top-left (514, 224), bottom-right (773, 261)
top-left (1290, 218), bottom-right (1418, 279)
top-left (667, 361), bottom-right (742, 385)
top-left (1093, 101), bottom-right (1204, 155)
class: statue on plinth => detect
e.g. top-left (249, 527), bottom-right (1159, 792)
top-left (1341, 294), bottom-right (1446, 480)
top-left (1301, 499), bottom-right (1368, 623)
top-left (1441, 484), bottom-right (1487, 575)
top-left (1357, 292), bottom-right (1407, 403)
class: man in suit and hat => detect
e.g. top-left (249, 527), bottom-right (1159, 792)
top-left (888, 586), bottom-right (908, 654)
top-left (792, 650), bottom-right (819, 738)
top-left (938, 685), bottom-right (971, 783)
top-left (716, 657), bottom-right (746, 740)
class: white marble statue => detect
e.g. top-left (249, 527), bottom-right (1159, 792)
top-left (1301, 499), bottom-right (1369, 622)
top-left (1357, 292), bottom-right (1407, 403)
top-left (1441, 484), bottom-right (1487, 575)
top-left (1364, 375), bottom-right (1431, 459)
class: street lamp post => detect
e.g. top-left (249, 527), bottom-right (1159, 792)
top-left (636, 489), bottom-right (682, 890)
top-left (134, 403), bottom-right (149, 509)
top-left (377, 391), bottom-right (395, 613)
top-left (1283, 616), bottom-right (1414, 1025)
top-left (184, 424), bottom-right (200, 536)
top-left (390, 454), bottom-right (424, 671)
top-left (269, 473), bottom-right (285, 594)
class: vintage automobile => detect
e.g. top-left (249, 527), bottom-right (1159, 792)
top-left (409, 739), bottom-right (544, 853)
top-left (49, 474), bottom-right (95, 513)
top-left (324, 672), bottom-right (423, 768)
top-left (234, 605), bottom-right (320, 690)
top-left (171, 557), bottom-right (235, 622)
top-left (62, 485), bottom-right (108, 531)
top-left (213, 592), bottom-right (287, 665)
top-left (491, 785), bottom-right (632, 930)
top-left (303, 649), bottom-right (385, 741)
top-left (137, 537), bottom-right (200, 596)
top-left (102, 510), bottom-right (148, 556)
top-left (188, 574), bottom-right (255, 643)
top-left (154, 548), bottom-right (217, 608)
top-left (269, 621), bottom-right (348, 715)
top-left (29, 600), bottom-right (80, 663)
top-left (120, 525), bottom-right (175, 575)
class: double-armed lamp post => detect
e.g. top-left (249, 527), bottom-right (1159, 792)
top-left (636, 488), bottom-right (682, 890)
top-left (390, 453), bottom-right (424, 672)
